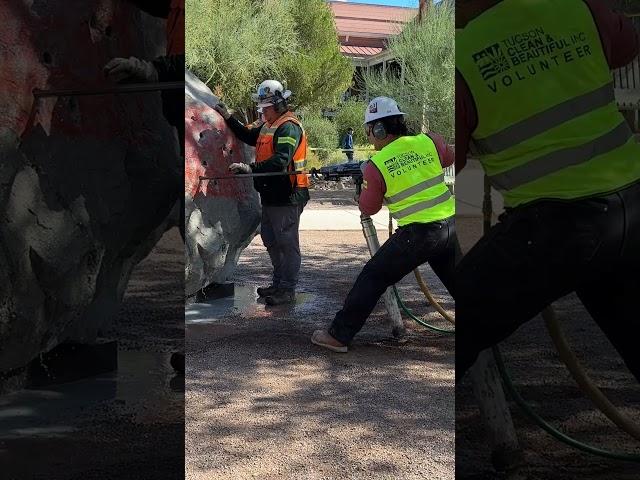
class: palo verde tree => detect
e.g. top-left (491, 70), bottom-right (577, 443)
top-left (186, 0), bottom-right (353, 118)
top-left (362, 0), bottom-right (454, 142)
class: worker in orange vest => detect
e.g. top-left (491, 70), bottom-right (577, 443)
top-left (214, 80), bottom-right (310, 305)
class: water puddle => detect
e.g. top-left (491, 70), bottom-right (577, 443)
top-left (185, 284), bottom-right (320, 324)
top-left (0, 350), bottom-right (181, 440)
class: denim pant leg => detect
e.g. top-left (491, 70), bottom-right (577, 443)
top-left (455, 195), bottom-right (628, 381)
top-left (260, 206), bottom-right (283, 288)
top-left (330, 221), bottom-right (450, 345)
top-left (576, 184), bottom-right (640, 383)
top-left (261, 204), bottom-right (303, 290)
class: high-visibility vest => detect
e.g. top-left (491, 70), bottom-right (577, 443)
top-left (456, 0), bottom-right (640, 208)
top-left (255, 112), bottom-right (310, 188)
top-left (370, 134), bottom-right (454, 226)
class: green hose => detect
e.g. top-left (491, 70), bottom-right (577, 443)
top-left (493, 346), bottom-right (640, 462)
top-left (479, 174), bottom-right (640, 461)
top-left (392, 286), bottom-right (455, 335)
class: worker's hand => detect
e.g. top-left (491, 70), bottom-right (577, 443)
top-left (213, 102), bottom-right (231, 120)
top-left (228, 163), bottom-right (252, 174)
top-left (104, 57), bottom-right (158, 83)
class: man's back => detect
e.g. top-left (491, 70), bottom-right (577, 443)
top-left (456, 0), bottom-right (640, 207)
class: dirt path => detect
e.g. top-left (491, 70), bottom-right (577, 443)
top-left (186, 227), bottom-right (455, 479)
top-left (455, 216), bottom-right (640, 480)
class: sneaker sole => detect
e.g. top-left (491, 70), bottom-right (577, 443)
top-left (311, 336), bottom-right (348, 353)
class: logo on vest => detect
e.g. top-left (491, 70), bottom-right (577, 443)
top-left (384, 152), bottom-right (434, 178)
top-left (472, 43), bottom-right (511, 81)
top-left (472, 27), bottom-right (594, 93)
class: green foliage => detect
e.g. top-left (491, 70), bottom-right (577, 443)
top-left (281, 0), bottom-right (355, 109)
top-left (299, 112), bottom-right (338, 161)
top-left (333, 99), bottom-right (369, 146)
top-left (186, 0), bottom-right (353, 117)
top-left (362, 0), bottom-right (455, 142)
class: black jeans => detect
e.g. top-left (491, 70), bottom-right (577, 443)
top-left (329, 217), bottom-right (458, 345)
top-left (456, 181), bottom-right (640, 382)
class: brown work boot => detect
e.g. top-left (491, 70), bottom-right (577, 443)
top-left (311, 329), bottom-right (348, 353)
top-left (257, 285), bottom-right (279, 297)
top-left (265, 288), bottom-right (295, 305)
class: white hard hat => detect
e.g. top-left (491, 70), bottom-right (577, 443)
top-left (251, 80), bottom-right (292, 108)
top-left (364, 96), bottom-right (406, 124)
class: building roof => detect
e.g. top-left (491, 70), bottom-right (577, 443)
top-left (340, 45), bottom-right (383, 57)
top-left (328, 1), bottom-right (417, 55)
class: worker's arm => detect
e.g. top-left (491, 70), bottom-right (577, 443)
top-left (427, 131), bottom-right (455, 168)
top-left (455, 70), bottom-right (476, 174)
top-left (251, 122), bottom-right (302, 173)
top-left (152, 54), bottom-right (184, 81)
top-left (585, 0), bottom-right (639, 68)
top-left (359, 162), bottom-right (386, 216)
top-left (223, 117), bottom-right (262, 147)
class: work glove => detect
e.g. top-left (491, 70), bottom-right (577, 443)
top-left (228, 163), bottom-right (252, 174)
top-left (103, 57), bottom-right (158, 83)
top-left (213, 102), bottom-right (231, 120)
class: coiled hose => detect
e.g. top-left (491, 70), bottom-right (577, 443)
top-left (387, 215), bottom-right (455, 334)
top-left (480, 176), bottom-right (640, 461)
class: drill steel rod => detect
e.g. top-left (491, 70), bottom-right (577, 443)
top-left (33, 81), bottom-right (184, 98)
top-left (200, 172), bottom-right (306, 181)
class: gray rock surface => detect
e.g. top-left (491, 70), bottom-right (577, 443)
top-left (184, 70), bottom-right (260, 296)
top-left (0, 1), bottom-right (181, 374)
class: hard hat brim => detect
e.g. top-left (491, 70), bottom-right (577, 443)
top-left (363, 111), bottom-right (407, 125)
top-left (253, 90), bottom-right (291, 107)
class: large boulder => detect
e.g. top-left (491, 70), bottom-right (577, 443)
top-left (184, 70), bottom-right (261, 296)
top-left (0, 1), bottom-right (181, 374)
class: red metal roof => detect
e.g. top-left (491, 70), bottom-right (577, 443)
top-left (328, 1), bottom-right (417, 52)
top-left (340, 45), bottom-right (383, 57)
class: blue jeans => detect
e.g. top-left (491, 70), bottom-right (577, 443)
top-left (260, 204), bottom-right (305, 290)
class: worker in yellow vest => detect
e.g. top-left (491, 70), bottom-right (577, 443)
top-left (311, 97), bottom-right (457, 352)
top-left (456, 0), bottom-right (640, 382)
top-left (214, 80), bottom-right (310, 305)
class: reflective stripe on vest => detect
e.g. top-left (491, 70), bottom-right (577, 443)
top-left (456, 0), bottom-right (640, 207)
top-left (371, 134), bottom-right (454, 226)
top-left (255, 112), bottom-right (310, 188)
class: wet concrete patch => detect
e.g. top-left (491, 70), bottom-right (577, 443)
top-left (185, 283), bottom-right (321, 325)
top-left (0, 350), bottom-right (181, 440)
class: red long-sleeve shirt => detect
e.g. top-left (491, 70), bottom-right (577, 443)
top-left (455, 0), bottom-right (640, 172)
top-left (359, 132), bottom-right (454, 216)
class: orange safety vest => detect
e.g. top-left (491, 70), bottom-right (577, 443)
top-left (255, 112), bottom-right (310, 188)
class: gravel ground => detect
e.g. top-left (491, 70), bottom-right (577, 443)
top-left (186, 220), bottom-right (455, 479)
top-left (455, 216), bottom-right (640, 480)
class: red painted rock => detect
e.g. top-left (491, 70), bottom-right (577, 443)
top-left (0, 2), bottom-right (181, 376)
top-left (184, 70), bottom-right (260, 295)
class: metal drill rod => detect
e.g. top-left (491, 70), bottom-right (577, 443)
top-left (32, 81), bottom-right (184, 98)
top-left (199, 172), bottom-right (307, 181)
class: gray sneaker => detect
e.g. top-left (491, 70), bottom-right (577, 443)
top-left (257, 285), bottom-right (279, 297)
top-left (265, 288), bottom-right (295, 305)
